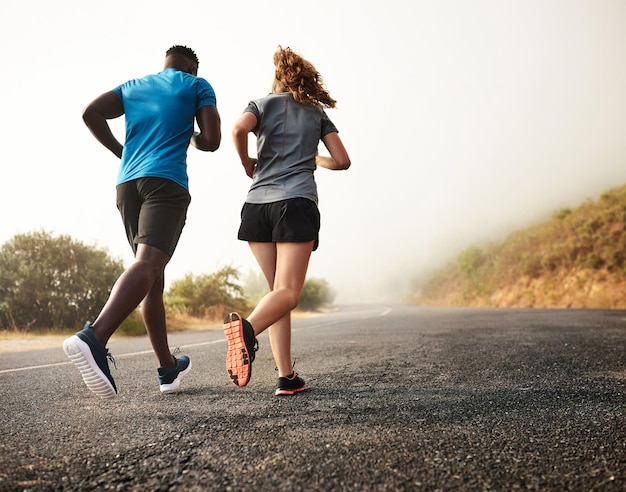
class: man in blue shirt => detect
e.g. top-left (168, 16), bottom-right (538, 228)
top-left (63, 45), bottom-right (221, 398)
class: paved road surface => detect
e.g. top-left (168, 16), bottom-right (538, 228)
top-left (1, 305), bottom-right (625, 491)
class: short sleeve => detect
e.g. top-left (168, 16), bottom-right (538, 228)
top-left (197, 78), bottom-right (217, 108)
top-left (320, 110), bottom-right (338, 137)
top-left (244, 100), bottom-right (261, 120)
top-left (243, 100), bottom-right (262, 133)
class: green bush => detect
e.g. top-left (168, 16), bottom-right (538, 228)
top-left (0, 230), bottom-right (124, 331)
top-left (118, 310), bottom-right (146, 336)
top-left (299, 278), bottom-right (336, 311)
top-left (164, 266), bottom-right (249, 320)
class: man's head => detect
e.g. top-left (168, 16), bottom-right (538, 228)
top-left (165, 45), bottom-right (199, 75)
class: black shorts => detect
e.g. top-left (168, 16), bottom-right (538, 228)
top-left (238, 198), bottom-right (321, 251)
top-left (116, 177), bottom-right (191, 257)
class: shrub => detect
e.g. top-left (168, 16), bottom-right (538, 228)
top-left (0, 231), bottom-right (123, 331)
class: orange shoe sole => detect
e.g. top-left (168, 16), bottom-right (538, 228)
top-left (224, 313), bottom-right (252, 387)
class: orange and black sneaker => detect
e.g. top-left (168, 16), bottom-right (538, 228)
top-left (275, 371), bottom-right (307, 396)
top-left (224, 312), bottom-right (258, 387)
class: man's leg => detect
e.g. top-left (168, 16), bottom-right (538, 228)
top-left (91, 244), bottom-right (170, 346)
top-left (142, 273), bottom-right (176, 369)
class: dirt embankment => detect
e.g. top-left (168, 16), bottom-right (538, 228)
top-left (416, 268), bottom-right (626, 309)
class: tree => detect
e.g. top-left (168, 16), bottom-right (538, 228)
top-left (299, 277), bottom-right (336, 311)
top-left (241, 271), bottom-right (336, 312)
top-left (165, 265), bottom-right (250, 319)
top-left (242, 269), bottom-right (269, 304)
top-left (0, 230), bottom-right (124, 331)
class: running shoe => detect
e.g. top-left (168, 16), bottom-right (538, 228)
top-left (223, 312), bottom-right (258, 387)
top-left (275, 371), bottom-right (307, 396)
top-left (158, 353), bottom-right (192, 393)
top-left (63, 323), bottom-right (117, 399)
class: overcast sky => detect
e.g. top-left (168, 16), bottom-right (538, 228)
top-left (2, 0), bottom-right (625, 304)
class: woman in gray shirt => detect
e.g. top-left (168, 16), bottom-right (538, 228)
top-left (225, 46), bottom-right (351, 396)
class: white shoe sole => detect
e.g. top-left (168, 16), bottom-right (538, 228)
top-left (159, 360), bottom-right (192, 393)
top-left (63, 335), bottom-right (117, 399)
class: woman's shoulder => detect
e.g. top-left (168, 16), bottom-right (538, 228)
top-left (255, 92), bottom-right (290, 103)
top-left (259, 92), bottom-right (321, 111)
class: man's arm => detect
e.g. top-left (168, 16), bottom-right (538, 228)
top-left (191, 105), bottom-right (221, 152)
top-left (82, 91), bottom-right (125, 158)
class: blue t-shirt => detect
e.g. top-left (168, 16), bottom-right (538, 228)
top-left (112, 68), bottom-right (217, 190)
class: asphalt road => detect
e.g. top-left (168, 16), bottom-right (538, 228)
top-left (0, 305), bottom-right (625, 491)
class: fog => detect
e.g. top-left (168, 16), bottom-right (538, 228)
top-left (1, 1), bottom-right (625, 304)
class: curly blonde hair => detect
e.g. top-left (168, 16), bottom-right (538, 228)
top-left (272, 46), bottom-right (336, 108)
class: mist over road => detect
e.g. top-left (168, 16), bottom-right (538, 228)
top-left (1, 305), bottom-right (625, 490)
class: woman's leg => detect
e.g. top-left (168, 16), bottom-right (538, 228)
top-left (246, 242), bottom-right (292, 376)
top-left (247, 241), bottom-right (314, 376)
top-left (268, 315), bottom-right (293, 377)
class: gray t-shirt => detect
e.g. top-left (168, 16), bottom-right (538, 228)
top-left (243, 93), bottom-right (338, 205)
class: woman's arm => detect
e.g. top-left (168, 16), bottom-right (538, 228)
top-left (316, 132), bottom-right (351, 170)
top-left (232, 112), bottom-right (259, 178)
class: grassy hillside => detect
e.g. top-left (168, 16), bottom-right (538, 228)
top-left (412, 184), bottom-right (626, 309)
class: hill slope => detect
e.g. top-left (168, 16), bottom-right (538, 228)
top-left (413, 184), bottom-right (626, 308)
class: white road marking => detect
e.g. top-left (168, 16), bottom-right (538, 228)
top-left (0, 339), bottom-right (225, 375)
top-left (0, 307), bottom-right (392, 375)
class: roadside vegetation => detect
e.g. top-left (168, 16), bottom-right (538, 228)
top-left (0, 231), bottom-right (336, 334)
top-left (412, 184), bottom-right (626, 309)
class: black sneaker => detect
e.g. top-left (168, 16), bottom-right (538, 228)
top-left (224, 312), bottom-right (258, 387)
top-left (158, 353), bottom-right (192, 393)
top-left (275, 371), bottom-right (307, 396)
top-left (63, 323), bottom-right (117, 399)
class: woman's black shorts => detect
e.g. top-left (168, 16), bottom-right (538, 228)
top-left (238, 198), bottom-right (321, 251)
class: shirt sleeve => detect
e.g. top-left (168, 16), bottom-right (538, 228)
top-left (243, 100), bottom-right (262, 133)
top-left (197, 78), bottom-right (217, 108)
top-left (320, 110), bottom-right (338, 137)
top-left (243, 100), bottom-right (261, 119)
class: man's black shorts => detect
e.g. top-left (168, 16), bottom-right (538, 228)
top-left (116, 177), bottom-right (191, 257)
top-left (238, 198), bottom-right (320, 251)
